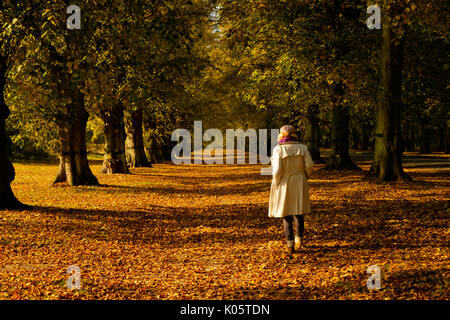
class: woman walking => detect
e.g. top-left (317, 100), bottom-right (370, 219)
top-left (269, 125), bottom-right (314, 256)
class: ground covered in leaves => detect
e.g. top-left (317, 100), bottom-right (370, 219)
top-left (1, 155), bottom-right (449, 299)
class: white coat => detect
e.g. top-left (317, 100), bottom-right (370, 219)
top-left (268, 142), bottom-right (314, 218)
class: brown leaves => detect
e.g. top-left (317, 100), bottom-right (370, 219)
top-left (0, 161), bottom-right (448, 299)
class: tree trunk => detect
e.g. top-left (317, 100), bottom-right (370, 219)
top-left (305, 104), bottom-right (324, 163)
top-left (418, 118), bottom-right (432, 154)
top-left (441, 123), bottom-right (449, 153)
top-left (351, 126), bottom-right (360, 150)
top-left (0, 56), bottom-right (25, 209)
top-left (361, 124), bottom-right (370, 150)
top-left (404, 118), bottom-right (415, 152)
top-left (101, 104), bottom-right (129, 174)
top-left (54, 91), bottom-right (99, 186)
top-left (370, 11), bottom-right (411, 181)
top-left (46, 41), bottom-right (98, 186)
top-left (147, 133), bottom-right (173, 164)
top-left (419, 131), bottom-right (431, 154)
top-left (326, 104), bottom-right (358, 170)
top-left (125, 108), bottom-right (151, 168)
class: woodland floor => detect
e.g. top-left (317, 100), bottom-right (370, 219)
top-left (0, 152), bottom-right (449, 299)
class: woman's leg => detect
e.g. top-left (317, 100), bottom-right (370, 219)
top-left (294, 215), bottom-right (304, 248)
top-left (283, 215), bottom-right (295, 248)
top-left (293, 215), bottom-right (304, 238)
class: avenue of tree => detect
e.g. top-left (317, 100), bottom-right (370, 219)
top-left (0, 0), bottom-right (448, 208)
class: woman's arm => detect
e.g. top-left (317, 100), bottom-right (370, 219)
top-left (271, 147), bottom-right (283, 185)
top-left (303, 145), bottom-right (314, 178)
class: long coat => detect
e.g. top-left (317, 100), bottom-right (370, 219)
top-left (268, 142), bottom-right (314, 218)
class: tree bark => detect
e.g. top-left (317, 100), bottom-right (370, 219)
top-left (326, 104), bottom-right (359, 170)
top-left (45, 41), bottom-right (98, 186)
top-left (441, 123), bottom-right (449, 153)
top-left (370, 11), bottom-right (411, 181)
top-left (125, 108), bottom-right (151, 168)
top-left (147, 137), bottom-right (174, 164)
top-left (54, 90), bottom-right (99, 186)
top-left (305, 104), bottom-right (324, 163)
top-left (404, 118), bottom-right (415, 152)
top-left (0, 55), bottom-right (25, 209)
top-left (101, 104), bottom-right (129, 174)
top-left (418, 117), bottom-right (432, 154)
top-left (361, 124), bottom-right (370, 150)
top-left (351, 126), bottom-right (360, 150)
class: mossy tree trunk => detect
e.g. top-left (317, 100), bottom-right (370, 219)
top-left (370, 7), bottom-right (411, 181)
top-left (441, 123), bottom-right (449, 153)
top-left (0, 55), bottom-right (25, 209)
top-left (418, 116), bottom-right (432, 154)
top-left (305, 104), bottom-right (324, 163)
top-left (54, 89), bottom-right (99, 186)
top-left (326, 104), bottom-right (359, 170)
top-left (46, 41), bottom-right (98, 186)
top-left (101, 103), bottom-right (129, 174)
top-left (125, 108), bottom-right (151, 168)
top-left (404, 118), bottom-right (415, 152)
top-left (361, 124), bottom-right (371, 150)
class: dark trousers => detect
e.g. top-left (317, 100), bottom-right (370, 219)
top-left (283, 215), bottom-right (304, 246)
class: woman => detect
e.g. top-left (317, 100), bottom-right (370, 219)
top-left (269, 125), bottom-right (314, 256)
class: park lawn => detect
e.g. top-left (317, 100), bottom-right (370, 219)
top-left (0, 160), bottom-right (448, 299)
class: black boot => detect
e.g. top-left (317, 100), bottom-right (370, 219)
top-left (287, 246), bottom-right (295, 256)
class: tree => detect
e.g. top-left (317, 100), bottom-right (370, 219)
top-left (327, 104), bottom-right (358, 170)
top-left (0, 54), bottom-right (23, 209)
top-left (30, 2), bottom-right (100, 185)
top-left (100, 103), bottom-right (129, 174)
top-left (402, 4), bottom-right (449, 154)
top-left (0, 1), bottom-right (34, 209)
top-left (125, 108), bottom-right (151, 168)
top-left (46, 38), bottom-right (99, 185)
top-left (369, 0), bottom-right (408, 180)
top-left (217, 0), bottom-right (368, 170)
top-left (305, 104), bottom-right (325, 163)
top-left (83, 1), bottom-right (136, 174)
top-left (370, 0), bottom-right (448, 180)
top-left (137, 0), bottom-right (214, 163)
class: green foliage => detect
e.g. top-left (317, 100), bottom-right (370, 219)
top-left (212, 0), bottom-right (447, 152)
top-left (214, 0), bottom-right (379, 135)
top-left (1, 0), bottom-right (215, 160)
top-left (1, 0), bottom-right (448, 161)
top-left (86, 115), bottom-right (104, 146)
